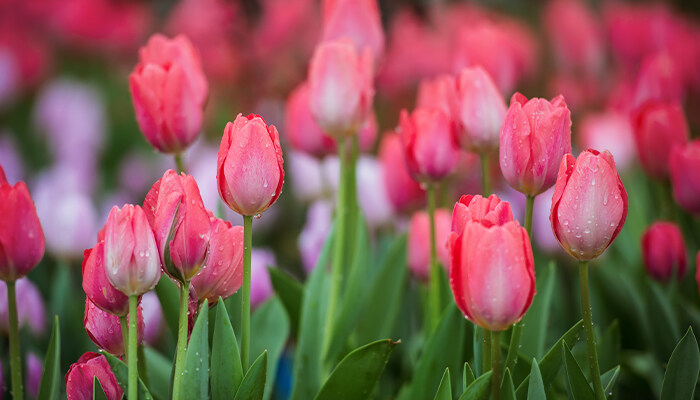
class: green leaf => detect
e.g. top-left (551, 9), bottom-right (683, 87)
top-left (502, 369), bottom-right (516, 400)
top-left (212, 299), bottom-right (243, 400)
top-left (433, 368), bottom-right (452, 400)
top-left (661, 327), bottom-right (700, 400)
top-left (93, 376), bottom-right (108, 400)
top-left (268, 266), bottom-right (303, 337)
top-left (314, 339), bottom-right (398, 400)
top-left (233, 351), bottom-right (268, 400)
top-left (180, 299), bottom-right (210, 399)
top-left (472, 327), bottom-right (483, 377)
top-left (598, 320), bottom-right (620, 373)
top-left (155, 275), bottom-right (180, 341)
top-left (526, 359), bottom-right (546, 400)
top-left (463, 362), bottom-right (475, 391)
top-left (562, 342), bottom-right (594, 400)
top-left (103, 352), bottom-right (154, 400)
top-left (648, 281), bottom-right (681, 360)
top-left (37, 316), bottom-right (60, 400)
top-left (250, 297), bottom-right (290, 400)
top-left (142, 347), bottom-right (171, 400)
top-left (601, 366), bottom-right (620, 397)
top-left (458, 371), bottom-right (492, 400)
top-left (520, 262), bottom-right (556, 359)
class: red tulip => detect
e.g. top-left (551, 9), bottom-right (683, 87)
top-left (632, 53), bottom-right (684, 109)
top-left (416, 74), bottom-right (457, 121)
top-left (191, 217), bottom-right (243, 304)
top-left (321, 0), bottom-right (384, 61)
top-left (0, 165), bottom-right (45, 282)
top-left (641, 222), bottom-right (687, 282)
top-left (129, 34), bottom-right (208, 154)
top-left (632, 101), bottom-right (689, 180)
top-left (378, 132), bottom-right (426, 213)
top-left (670, 140), bottom-right (700, 214)
top-left (550, 149), bottom-right (628, 261)
top-left (82, 241), bottom-right (129, 316)
top-left (451, 194), bottom-right (514, 235)
top-left (103, 204), bottom-right (162, 296)
top-left (84, 299), bottom-right (143, 356)
top-left (407, 209), bottom-right (451, 281)
top-left (500, 93), bottom-right (572, 196)
top-left (217, 114), bottom-right (285, 216)
top-left (399, 108), bottom-right (460, 184)
top-left (144, 170), bottom-right (211, 281)
top-left (65, 352), bottom-right (123, 400)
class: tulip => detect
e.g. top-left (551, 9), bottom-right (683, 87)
top-left (65, 352), bottom-right (123, 400)
top-left (632, 53), bottom-right (684, 109)
top-left (217, 114), bottom-right (285, 217)
top-left (550, 149), bottom-right (628, 261)
top-left (84, 299), bottom-right (144, 356)
top-left (500, 93), bottom-right (572, 196)
top-left (129, 34), bottom-right (208, 154)
top-left (399, 107), bottom-right (460, 184)
top-left (285, 82), bottom-right (336, 158)
top-left (25, 353), bottom-right (42, 398)
top-left (632, 101), bottom-right (689, 180)
top-left (82, 241), bottom-right (129, 316)
top-left (416, 74), bottom-right (457, 120)
top-left (321, 0), bottom-right (384, 61)
top-left (191, 217), bottom-right (244, 304)
top-left (454, 67), bottom-right (507, 154)
top-left (408, 209), bottom-right (451, 281)
top-left (103, 204), bottom-right (161, 296)
top-left (378, 133), bottom-right (426, 213)
top-left (251, 249), bottom-right (277, 309)
top-left (641, 222), bottom-right (687, 282)
top-left (144, 170), bottom-right (211, 282)
top-left (670, 140), bottom-right (700, 214)
top-left (0, 278), bottom-right (46, 337)
top-left (451, 194), bottom-right (513, 235)
top-left (542, 0), bottom-right (603, 74)
top-left (308, 39), bottom-right (374, 138)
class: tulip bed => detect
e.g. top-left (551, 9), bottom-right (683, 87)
top-left (1, 1), bottom-right (700, 400)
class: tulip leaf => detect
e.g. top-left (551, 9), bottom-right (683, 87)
top-left (93, 376), bottom-right (108, 400)
top-left (233, 351), bottom-right (268, 400)
top-left (103, 352), bottom-right (154, 400)
top-left (212, 298), bottom-right (243, 400)
top-left (597, 320), bottom-right (620, 373)
top-left (648, 281), bottom-right (681, 360)
top-left (457, 371), bottom-right (491, 400)
top-left (526, 359), bottom-right (546, 400)
top-left (433, 368), bottom-right (452, 400)
top-left (502, 369), bottom-right (517, 400)
top-left (155, 275), bottom-right (180, 341)
top-left (180, 299), bottom-right (210, 399)
top-left (601, 365), bottom-right (620, 396)
top-left (660, 327), bottom-right (700, 400)
top-left (250, 297), bottom-right (290, 400)
top-left (142, 347), bottom-right (171, 400)
top-left (37, 316), bottom-right (60, 400)
top-left (268, 266), bottom-right (303, 337)
top-left (472, 327), bottom-right (484, 377)
top-left (562, 342), bottom-right (594, 400)
top-left (314, 339), bottom-right (398, 400)
top-left (463, 362), bottom-right (475, 391)
top-left (520, 262), bottom-right (556, 359)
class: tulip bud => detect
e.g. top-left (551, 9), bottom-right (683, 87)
top-left (399, 108), bottom-right (461, 184)
top-left (416, 74), bottom-right (457, 120)
top-left (550, 149), bottom-right (628, 261)
top-left (129, 34), bottom-right (208, 154)
top-left (454, 67), bottom-right (507, 154)
top-left (321, 0), bottom-right (384, 61)
top-left (407, 209), bottom-right (451, 281)
top-left (542, 0), bottom-right (603, 74)
top-left (144, 170), bottom-right (211, 282)
top-left (378, 133), bottom-right (426, 213)
top-left (191, 217), bottom-right (243, 304)
top-left (308, 39), bottom-right (374, 137)
top-left (670, 140), bottom-right (700, 214)
top-left (641, 222), bottom-right (687, 282)
top-left (448, 219), bottom-right (535, 331)
top-left (0, 166), bottom-right (45, 282)
top-left (500, 93), bottom-right (572, 196)
top-left (451, 194), bottom-right (514, 235)
top-left (632, 101), bottom-right (689, 180)
top-left (217, 114), bottom-right (285, 216)
top-left (632, 53), bottom-right (684, 109)
top-left (84, 299), bottom-right (144, 356)
top-left (103, 204), bottom-right (162, 296)
top-left (65, 352), bottom-right (123, 400)
top-left (82, 241), bottom-right (129, 316)
top-left (251, 249), bottom-right (276, 309)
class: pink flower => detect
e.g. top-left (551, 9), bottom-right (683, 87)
top-left (632, 53), bottom-right (684, 109)
top-left (578, 111), bottom-right (635, 172)
top-left (285, 82), bottom-right (336, 158)
top-left (642, 222), bottom-right (687, 282)
top-left (321, 0), bottom-right (384, 60)
top-left (407, 209), bottom-right (451, 281)
top-left (299, 200), bottom-right (333, 273)
top-left (451, 194), bottom-right (513, 235)
top-left (670, 140), bottom-right (700, 214)
top-left (632, 101), bottom-right (689, 180)
top-left (251, 249), bottom-right (276, 308)
top-left (84, 299), bottom-right (143, 356)
top-left (65, 352), bottom-right (123, 400)
top-left (416, 74), bottom-right (457, 121)
top-left (82, 241), bottom-right (129, 316)
top-left (378, 132), bottom-right (426, 213)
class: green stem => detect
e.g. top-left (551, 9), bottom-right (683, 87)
top-left (524, 195), bottom-right (534, 236)
top-left (491, 330), bottom-right (502, 400)
top-left (7, 281), bottom-right (23, 400)
top-left (120, 316), bottom-right (128, 360)
top-left (483, 329), bottom-right (492, 372)
top-left (128, 296), bottom-right (138, 400)
top-left (172, 280), bottom-right (190, 399)
top-left (174, 153), bottom-right (186, 174)
top-left (480, 153), bottom-right (490, 195)
top-left (242, 215), bottom-right (253, 372)
top-left (427, 185), bottom-right (441, 332)
top-left (579, 261), bottom-right (605, 400)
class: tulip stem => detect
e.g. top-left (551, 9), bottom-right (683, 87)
top-left (128, 295), bottom-right (138, 400)
top-left (174, 153), bottom-right (186, 174)
top-left (491, 330), bottom-right (502, 400)
top-left (524, 195), bottom-right (534, 236)
top-left (480, 153), bottom-right (490, 195)
top-left (172, 280), bottom-right (190, 399)
top-left (483, 329), bottom-right (492, 372)
top-left (7, 280), bottom-right (24, 400)
top-left (427, 185), bottom-right (441, 332)
top-left (579, 261), bottom-right (605, 400)
top-left (242, 215), bottom-right (253, 372)
top-left (120, 316), bottom-right (128, 362)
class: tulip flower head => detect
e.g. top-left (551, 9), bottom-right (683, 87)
top-left (641, 222), bottom-right (687, 282)
top-left (65, 352), bottom-right (123, 400)
top-left (84, 299), bottom-right (144, 356)
top-left (321, 0), bottom-right (384, 61)
top-left (82, 241), bottom-right (129, 316)
top-left (416, 74), bottom-right (457, 120)
top-left (407, 209), bottom-right (451, 281)
top-left (670, 140), bottom-right (700, 214)
top-left (632, 101), bottom-right (689, 180)
top-left (378, 132), bottom-right (426, 213)
top-left (451, 194), bottom-right (514, 235)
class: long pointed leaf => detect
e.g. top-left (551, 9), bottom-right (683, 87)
top-left (562, 342), bottom-right (594, 400)
top-left (251, 297), bottom-right (290, 400)
top-left (526, 359), bottom-right (546, 400)
top-left (93, 377), bottom-right (108, 400)
top-left (433, 368), bottom-right (452, 400)
top-left (661, 327), bottom-right (700, 400)
top-left (37, 316), bottom-right (60, 400)
top-left (458, 371), bottom-right (492, 400)
top-left (103, 353), bottom-right (154, 400)
top-left (212, 299), bottom-right (243, 400)
top-left (181, 300), bottom-right (210, 399)
top-left (233, 351), bottom-right (268, 400)
top-left (268, 267), bottom-right (303, 337)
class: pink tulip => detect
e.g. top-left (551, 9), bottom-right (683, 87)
top-left (0, 278), bottom-right (46, 337)
top-left (448, 219), bottom-right (535, 331)
top-left (632, 101), bottom-right (689, 180)
top-left (82, 241), bottom-right (129, 316)
top-left (84, 299), bottom-right (144, 356)
top-left (308, 39), bottom-right (374, 138)
top-left (129, 34), bottom-right (207, 154)
top-left (399, 108), bottom-right (460, 184)
top-left (0, 166), bottom-right (44, 282)
top-left (217, 114), bottom-right (285, 216)
top-left (285, 82), bottom-right (336, 158)
top-left (670, 140), bottom-right (700, 214)
top-left (550, 150), bottom-right (628, 261)
top-left (251, 249), bottom-right (276, 308)
top-left (454, 67), bottom-right (507, 153)
top-left (451, 194), bottom-right (513, 235)
top-left (416, 74), bottom-right (457, 121)
top-left (578, 111), bottom-right (635, 172)
top-left (191, 217), bottom-right (243, 304)
top-left (103, 204), bottom-right (161, 296)
top-left (642, 222), bottom-right (687, 282)
top-left (144, 170), bottom-right (211, 282)
top-left (633, 53), bottom-right (684, 109)
top-left (499, 93), bottom-right (572, 196)
top-left (65, 352), bottom-right (123, 400)
top-left (321, 0), bottom-right (384, 61)
top-left (378, 132), bottom-right (426, 213)
top-left (407, 209), bottom-right (451, 281)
